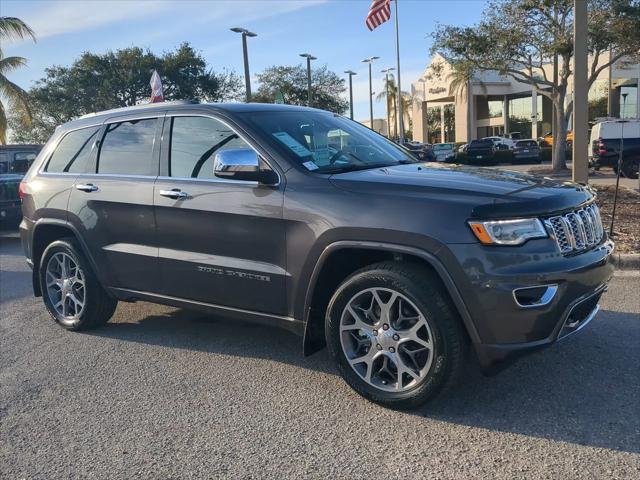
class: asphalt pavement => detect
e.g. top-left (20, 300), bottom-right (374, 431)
top-left (1, 231), bottom-right (639, 479)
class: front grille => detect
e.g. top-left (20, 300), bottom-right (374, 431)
top-left (545, 203), bottom-right (604, 255)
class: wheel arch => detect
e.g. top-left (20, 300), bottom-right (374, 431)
top-left (302, 241), bottom-right (481, 356)
top-left (30, 220), bottom-right (103, 296)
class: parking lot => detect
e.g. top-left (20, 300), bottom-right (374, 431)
top-left (1, 230), bottom-right (639, 479)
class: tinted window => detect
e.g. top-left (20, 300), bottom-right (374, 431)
top-left (169, 116), bottom-right (250, 179)
top-left (47, 127), bottom-right (100, 173)
top-left (97, 118), bottom-right (158, 175)
top-left (470, 140), bottom-right (493, 147)
top-left (12, 152), bottom-right (37, 173)
top-left (0, 153), bottom-right (8, 174)
top-left (516, 140), bottom-right (538, 147)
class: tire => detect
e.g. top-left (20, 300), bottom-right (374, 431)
top-left (39, 238), bottom-right (117, 331)
top-left (621, 159), bottom-right (639, 179)
top-left (325, 261), bottom-right (468, 409)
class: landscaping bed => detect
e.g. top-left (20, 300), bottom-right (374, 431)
top-left (593, 185), bottom-right (640, 254)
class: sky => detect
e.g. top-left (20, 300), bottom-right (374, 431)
top-left (3, 0), bottom-right (486, 122)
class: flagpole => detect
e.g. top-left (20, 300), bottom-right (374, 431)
top-left (394, 0), bottom-right (404, 143)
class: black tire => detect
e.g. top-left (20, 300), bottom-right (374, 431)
top-left (621, 159), bottom-right (639, 179)
top-left (39, 238), bottom-right (117, 331)
top-left (325, 261), bottom-right (468, 409)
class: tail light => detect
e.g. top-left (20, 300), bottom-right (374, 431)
top-left (18, 181), bottom-right (27, 201)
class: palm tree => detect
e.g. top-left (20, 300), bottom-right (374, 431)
top-left (376, 74), bottom-right (411, 139)
top-left (447, 61), bottom-right (485, 142)
top-left (0, 17), bottom-right (36, 144)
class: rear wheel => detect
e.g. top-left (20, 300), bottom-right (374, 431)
top-left (40, 238), bottom-right (117, 330)
top-left (326, 262), bottom-right (467, 409)
top-left (621, 158), bottom-right (639, 179)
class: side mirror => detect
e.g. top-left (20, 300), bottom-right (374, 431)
top-left (214, 149), bottom-right (275, 183)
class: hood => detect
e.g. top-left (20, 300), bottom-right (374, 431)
top-left (329, 163), bottom-right (594, 218)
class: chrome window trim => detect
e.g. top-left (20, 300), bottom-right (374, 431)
top-left (164, 112), bottom-right (281, 186)
top-left (156, 175), bottom-right (258, 186)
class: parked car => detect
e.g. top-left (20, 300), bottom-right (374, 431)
top-left (465, 139), bottom-right (497, 164)
top-left (483, 136), bottom-right (515, 150)
top-left (399, 140), bottom-right (435, 161)
top-left (0, 144), bottom-right (43, 227)
top-left (512, 139), bottom-right (541, 164)
top-left (20, 102), bottom-right (614, 409)
top-left (540, 130), bottom-right (573, 148)
top-left (431, 143), bottom-right (456, 162)
top-left (590, 119), bottom-right (640, 179)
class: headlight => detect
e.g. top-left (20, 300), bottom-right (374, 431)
top-left (468, 218), bottom-right (547, 245)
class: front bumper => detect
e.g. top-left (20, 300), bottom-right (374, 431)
top-left (443, 238), bottom-right (615, 373)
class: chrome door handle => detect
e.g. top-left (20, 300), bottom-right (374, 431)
top-left (76, 184), bottom-right (98, 192)
top-left (159, 189), bottom-right (188, 199)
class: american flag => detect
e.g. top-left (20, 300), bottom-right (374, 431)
top-left (366, 0), bottom-right (391, 31)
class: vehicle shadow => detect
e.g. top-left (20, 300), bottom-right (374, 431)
top-left (88, 305), bottom-right (639, 454)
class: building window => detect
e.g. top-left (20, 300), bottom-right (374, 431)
top-left (620, 85), bottom-right (638, 119)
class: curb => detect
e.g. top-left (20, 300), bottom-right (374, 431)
top-left (612, 253), bottom-right (640, 270)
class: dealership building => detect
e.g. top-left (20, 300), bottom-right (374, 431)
top-left (411, 53), bottom-right (640, 144)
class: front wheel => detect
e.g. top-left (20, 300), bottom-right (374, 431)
top-left (621, 158), bottom-right (639, 179)
top-left (40, 238), bottom-right (117, 330)
top-left (325, 262), bottom-right (467, 409)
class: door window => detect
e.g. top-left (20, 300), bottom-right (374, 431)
top-left (97, 118), bottom-right (158, 175)
top-left (169, 116), bottom-right (251, 179)
top-left (46, 126), bottom-right (100, 173)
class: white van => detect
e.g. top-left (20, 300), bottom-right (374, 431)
top-left (590, 119), bottom-right (640, 178)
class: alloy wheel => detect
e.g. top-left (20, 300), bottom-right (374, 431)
top-left (45, 252), bottom-right (86, 320)
top-left (339, 287), bottom-right (434, 392)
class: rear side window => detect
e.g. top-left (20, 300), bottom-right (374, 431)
top-left (13, 152), bottom-right (37, 173)
top-left (46, 127), bottom-right (100, 173)
top-left (169, 116), bottom-right (251, 179)
top-left (97, 118), bottom-right (158, 176)
top-left (516, 140), bottom-right (537, 148)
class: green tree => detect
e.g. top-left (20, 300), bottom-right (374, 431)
top-left (0, 16), bottom-right (36, 144)
top-left (9, 42), bottom-right (242, 143)
top-left (432, 0), bottom-right (640, 171)
top-left (252, 64), bottom-right (349, 113)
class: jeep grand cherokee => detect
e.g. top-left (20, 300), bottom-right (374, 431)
top-left (19, 102), bottom-right (614, 409)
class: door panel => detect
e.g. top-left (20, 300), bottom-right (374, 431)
top-left (67, 115), bottom-right (162, 292)
top-left (154, 114), bottom-right (287, 315)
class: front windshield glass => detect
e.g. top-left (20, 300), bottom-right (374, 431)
top-left (433, 144), bottom-right (453, 151)
top-left (238, 111), bottom-right (416, 173)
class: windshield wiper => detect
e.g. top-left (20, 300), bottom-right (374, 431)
top-left (319, 163), bottom-right (398, 174)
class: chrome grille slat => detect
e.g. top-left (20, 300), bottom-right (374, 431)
top-left (545, 203), bottom-right (604, 255)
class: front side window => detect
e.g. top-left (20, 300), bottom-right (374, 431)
top-left (46, 126), bottom-right (100, 173)
top-left (97, 118), bottom-right (158, 176)
top-left (169, 116), bottom-right (251, 179)
top-left (238, 111), bottom-right (416, 174)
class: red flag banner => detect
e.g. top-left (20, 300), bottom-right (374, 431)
top-left (366, 0), bottom-right (391, 31)
top-left (149, 70), bottom-right (164, 103)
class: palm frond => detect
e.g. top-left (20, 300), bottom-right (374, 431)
top-left (0, 56), bottom-right (28, 74)
top-left (0, 101), bottom-right (7, 145)
top-left (0, 74), bottom-right (32, 125)
top-left (0, 17), bottom-right (36, 42)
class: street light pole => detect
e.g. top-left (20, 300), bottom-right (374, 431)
top-left (344, 70), bottom-right (357, 120)
top-left (381, 67), bottom-right (395, 138)
top-left (230, 27), bottom-right (257, 103)
top-left (300, 53), bottom-right (317, 107)
top-left (362, 56), bottom-right (379, 129)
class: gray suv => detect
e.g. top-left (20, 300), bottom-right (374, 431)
top-left (19, 102), bottom-right (614, 408)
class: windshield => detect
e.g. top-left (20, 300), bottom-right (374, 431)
top-left (238, 111), bottom-right (417, 173)
top-left (433, 144), bottom-right (453, 151)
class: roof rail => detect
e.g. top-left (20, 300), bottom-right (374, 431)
top-left (78, 99), bottom-right (199, 119)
